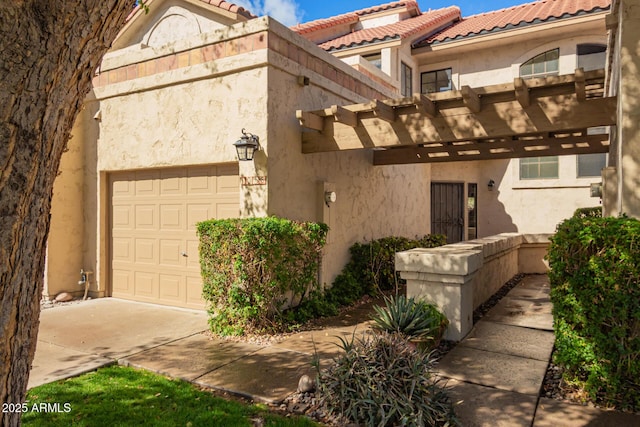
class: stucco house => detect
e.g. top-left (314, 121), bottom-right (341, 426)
top-left (43, 0), bottom-right (636, 311)
top-left (293, 0), bottom-right (612, 241)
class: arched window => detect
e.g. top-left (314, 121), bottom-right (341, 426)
top-left (519, 48), bottom-right (559, 79)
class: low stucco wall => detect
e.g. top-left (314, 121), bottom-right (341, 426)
top-left (396, 233), bottom-right (551, 340)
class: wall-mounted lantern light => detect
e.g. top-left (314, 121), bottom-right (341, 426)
top-left (487, 179), bottom-right (495, 191)
top-left (233, 129), bottom-right (260, 161)
top-left (324, 191), bottom-right (337, 207)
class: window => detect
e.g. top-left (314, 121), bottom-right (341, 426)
top-left (519, 50), bottom-right (560, 179)
top-left (467, 183), bottom-right (477, 240)
top-left (520, 156), bottom-right (559, 179)
top-left (577, 44), bottom-right (606, 71)
top-left (401, 62), bottom-right (412, 97)
top-left (420, 68), bottom-right (452, 94)
top-left (519, 49), bottom-right (559, 79)
top-left (577, 153), bottom-right (607, 177)
top-left (363, 52), bottom-right (381, 69)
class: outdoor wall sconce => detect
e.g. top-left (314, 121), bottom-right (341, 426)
top-left (233, 129), bottom-right (260, 161)
top-left (488, 179), bottom-right (495, 191)
top-left (324, 191), bottom-right (337, 207)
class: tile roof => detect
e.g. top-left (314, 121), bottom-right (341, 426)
top-left (128, 0), bottom-right (255, 21)
top-left (292, 1), bottom-right (422, 35)
top-left (319, 6), bottom-right (460, 51)
top-left (418, 0), bottom-right (611, 46)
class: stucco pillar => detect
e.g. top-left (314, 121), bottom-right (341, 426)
top-left (617, 0), bottom-right (640, 218)
top-left (396, 247), bottom-right (483, 341)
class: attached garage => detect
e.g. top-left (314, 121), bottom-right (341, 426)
top-left (109, 164), bottom-right (239, 309)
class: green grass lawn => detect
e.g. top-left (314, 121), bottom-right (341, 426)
top-left (23, 365), bottom-right (319, 427)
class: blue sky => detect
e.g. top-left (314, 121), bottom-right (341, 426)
top-left (234, 0), bottom-right (535, 27)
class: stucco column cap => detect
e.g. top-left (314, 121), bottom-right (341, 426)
top-left (396, 247), bottom-right (483, 276)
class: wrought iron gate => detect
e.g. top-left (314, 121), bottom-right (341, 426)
top-left (431, 182), bottom-right (464, 243)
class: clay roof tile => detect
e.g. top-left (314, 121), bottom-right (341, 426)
top-left (419, 0), bottom-right (610, 46)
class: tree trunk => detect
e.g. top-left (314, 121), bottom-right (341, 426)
top-left (0, 2), bottom-right (131, 425)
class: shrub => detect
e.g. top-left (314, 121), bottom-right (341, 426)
top-left (316, 331), bottom-right (458, 427)
top-left (572, 206), bottom-right (602, 219)
top-left (197, 217), bottom-right (328, 335)
top-left (547, 215), bottom-right (640, 410)
top-left (321, 234), bottom-right (446, 308)
top-left (371, 295), bottom-right (448, 345)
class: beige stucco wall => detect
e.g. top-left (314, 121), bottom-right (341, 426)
top-left (265, 21), bottom-right (431, 286)
top-left (431, 155), bottom-right (600, 235)
top-left (46, 108), bottom-right (90, 299)
top-left (50, 14), bottom-right (434, 297)
top-left (616, 0), bottom-right (640, 218)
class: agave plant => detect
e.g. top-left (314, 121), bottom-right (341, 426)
top-left (370, 294), bottom-right (448, 342)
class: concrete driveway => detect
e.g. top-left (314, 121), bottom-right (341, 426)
top-left (30, 298), bottom-right (208, 389)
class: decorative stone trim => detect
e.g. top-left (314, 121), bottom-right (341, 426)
top-left (93, 29), bottom-right (390, 101)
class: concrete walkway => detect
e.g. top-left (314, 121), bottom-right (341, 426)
top-left (438, 275), bottom-right (639, 427)
top-left (31, 276), bottom-right (640, 426)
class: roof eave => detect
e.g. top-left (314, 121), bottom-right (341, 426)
top-left (414, 9), bottom-right (609, 52)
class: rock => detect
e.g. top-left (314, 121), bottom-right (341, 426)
top-left (55, 292), bottom-right (73, 302)
top-left (297, 374), bottom-right (316, 393)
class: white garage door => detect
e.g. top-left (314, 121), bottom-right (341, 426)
top-left (110, 164), bottom-right (239, 309)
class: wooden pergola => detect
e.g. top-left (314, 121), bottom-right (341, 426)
top-left (296, 69), bottom-right (616, 165)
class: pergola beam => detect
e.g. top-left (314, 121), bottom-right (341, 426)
top-left (373, 133), bottom-right (610, 165)
top-left (412, 93), bottom-right (437, 117)
top-left (297, 69), bottom-right (615, 163)
top-left (514, 77), bottom-right (530, 107)
top-left (575, 67), bottom-right (586, 102)
top-left (461, 85), bottom-right (481, 113)
top-left (368, 99), bottom-right (395, 122)
top-left (296, 110), bottom-right (323, 131)
top-left (330, 104), bottom-right (358, 127)
top-left (301, 96), bottom-right (616, 152)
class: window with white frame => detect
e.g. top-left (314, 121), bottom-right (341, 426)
top-left (518, 49), bottom-right (560, 179)
top-left (577, 153), bottom-right (607, 177)
top-left (420, 68), bottom-right (452, 94)
top-left (519, 48), bottom-right (559, 79)
top-left (520, 156), bottom-right (559, 179)
top-left (401, 61), bottom-right (412, 97)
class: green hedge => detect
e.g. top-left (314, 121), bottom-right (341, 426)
top-left (547, 214), bottom-right (640, 410)
top-left (197, 217), bottom-right (328, 335)
top-left (325, 235), bottom-right (446, 307)
top-left (572, 206), bottom-right (602, 219)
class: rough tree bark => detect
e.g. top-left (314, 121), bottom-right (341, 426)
top-left (0, 2), bottom-right (132, 425)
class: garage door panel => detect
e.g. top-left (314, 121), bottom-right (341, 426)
top-left (112, 174), bottom-right (135, 196)
top-left (134, 271), bottom-right (157, 298)
top-left (160, 204), bottom-right (184, 230)
top-left (134, 239), bottom-right (157, 264)
top-left (216, 202), bottom-right (240, 219)
top-left (159, 274), bottom-right (183, 302)
top-left (110, 164), bottom-right (239, 309)
top-left (160, 169), bottom-right (184, 194)
top-left (112, 237), bottom-right (132, 262)
top-left (186, 239), bottom-right (200, 269)
top-left (112, 205), bottom-right (133, 230)
top-left (112, 270), bottom-right (132, 293)
top-left (159, 239), bottom-right (182, 266)
top-left (216, 173), bottom-right (240, 194)
top-left (187, 204), bottom-right (213, 229)
top-left (186, 276), bottom-right (206, 307)
top-left (187, 175), bottom-right (213, 194)
top-left (135, 204), bottom-right (158, 230)
top-left (134, 170), bottom-right (159, 196)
